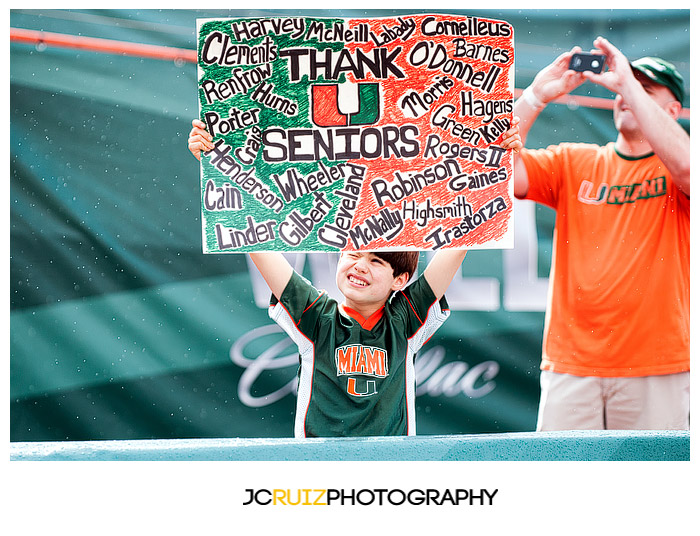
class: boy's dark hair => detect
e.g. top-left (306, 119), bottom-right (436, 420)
top-left (374, 251), bottom-right (420, 279)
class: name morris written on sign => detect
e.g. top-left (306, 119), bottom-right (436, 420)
top-left (197, 14), bottom-right (515, 253)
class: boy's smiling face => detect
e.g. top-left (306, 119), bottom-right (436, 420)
top-left (336, 252), bottom-right (409, 318)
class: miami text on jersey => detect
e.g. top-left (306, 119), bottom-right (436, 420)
top-left (577, 176), bottom-right (667, 205)
top-left (335, 344), bottom-right (389, 397)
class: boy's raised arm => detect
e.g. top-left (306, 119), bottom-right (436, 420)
top-left (421, 121), bottom-right (521, 300)
top-left (187, 119), bottom-right (293, 299)
top-left (248, 252), bottom-right (294, 301)
top-left (422, 250), bottom-right (467, 300)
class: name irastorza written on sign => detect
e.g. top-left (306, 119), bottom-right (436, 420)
top-left (197, 14), bottom-right (515, 253)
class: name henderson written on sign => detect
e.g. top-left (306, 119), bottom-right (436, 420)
top-left (205, 138), bottom-right (285, 214)
top-left (211, 161), bottom-right (407, 251)
top-left (211, 163), bottom-right (368, 251)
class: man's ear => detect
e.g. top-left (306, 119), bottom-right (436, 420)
top-left (667, 99), bottom-right (682, 120)
top-left (391, 272), bottom-right (409, 291)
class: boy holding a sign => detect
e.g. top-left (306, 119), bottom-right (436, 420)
top-left (188, 119), bottom-right (522, 437)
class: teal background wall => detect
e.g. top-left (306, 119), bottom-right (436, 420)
top-left (10, 9), bottom-right (690, 441)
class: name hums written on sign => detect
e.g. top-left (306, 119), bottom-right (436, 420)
top-left (197, 14), bottom-right (515, 253)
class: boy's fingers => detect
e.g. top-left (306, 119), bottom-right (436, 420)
top-left (189, 131), bottom-right (214, 150)
top-left (192, 118), bottom-right (207, 129)
top-left (189, 126), bottom-right (213, 141)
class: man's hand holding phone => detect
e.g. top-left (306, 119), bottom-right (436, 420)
top-left (568, 52), bottom-right (607, 73)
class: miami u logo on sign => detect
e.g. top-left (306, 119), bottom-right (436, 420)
top-left (311, 83), bottom-right (380, 127)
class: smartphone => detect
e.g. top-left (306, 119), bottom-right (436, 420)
top-left (568, 53), bottom-right (607, 73)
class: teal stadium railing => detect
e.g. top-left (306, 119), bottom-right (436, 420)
top-left (10, 430), bottom-right (690, 461)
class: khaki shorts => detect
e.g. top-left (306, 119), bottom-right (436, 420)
top-left (537, 370), bottom-right (690, 431)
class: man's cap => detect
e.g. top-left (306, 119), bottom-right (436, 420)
top-left (630, 56), bottom-right (685, 103)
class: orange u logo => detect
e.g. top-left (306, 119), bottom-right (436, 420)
top-left (311, 83), bottom-right (380, 127)
top-left (346, 377), bottom-right (378, 397)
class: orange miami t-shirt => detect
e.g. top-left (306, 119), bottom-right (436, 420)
top-left (519, 142), bottom-right (689, 377)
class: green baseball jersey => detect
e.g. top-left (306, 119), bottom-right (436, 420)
top-left (269, 271), bottom-right (450, 438)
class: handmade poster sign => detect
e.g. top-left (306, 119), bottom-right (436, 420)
top-left (197, 14), bottom-right (515, 253)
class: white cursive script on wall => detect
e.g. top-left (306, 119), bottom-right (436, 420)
top-left (230, 324), bottom-right (499, 407)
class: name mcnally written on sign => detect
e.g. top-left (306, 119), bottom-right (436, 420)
top-left (197, 14), bottom-right (515, 253)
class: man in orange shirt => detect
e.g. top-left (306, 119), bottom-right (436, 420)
top-left (511, 36), bottom-right (689, 430)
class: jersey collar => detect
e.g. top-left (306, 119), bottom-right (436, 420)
top-left (340, 304), bottom-right (385, 330)
top-left (613, 143), bottom-right (654, 161)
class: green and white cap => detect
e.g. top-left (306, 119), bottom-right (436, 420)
top-left (630, 56), bottom-right (685, 103)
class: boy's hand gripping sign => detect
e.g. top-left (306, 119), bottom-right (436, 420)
top-left (197, 14), bottom-right (515, 253)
